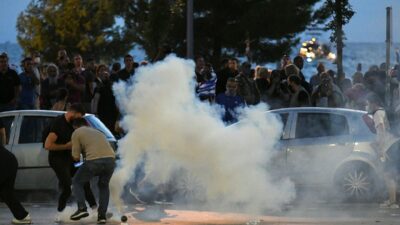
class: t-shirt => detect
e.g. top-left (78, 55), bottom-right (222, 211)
top-left (0, 118), bottom-right (4, 129)
top-left (71, 126), bottom-right (115, 161)
top-left (48, 114), bottom-right (74, 157)
top-left (0, 68), bottom-right (21, 104)
top-left (373, 109), bottom-right (397, 153)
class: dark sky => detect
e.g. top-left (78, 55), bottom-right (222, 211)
top-left (1, 0), bottom-right (399, 43)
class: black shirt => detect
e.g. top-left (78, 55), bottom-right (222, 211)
top-left (0, 68), bottom-right (21, 104)
top-left (116, 68), bottom-right (135, 82)
top-left (48, 114), bottom-right (74, 157)
top-left (0, 117), bottom-right (4, 129)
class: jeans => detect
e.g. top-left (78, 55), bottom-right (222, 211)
top-left (48, 154), bottom-right (97, 212)
top-left (73, 157), bottom-right (115, 216)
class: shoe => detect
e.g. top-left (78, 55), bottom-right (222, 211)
top-left (70, 208), bottom-right (89, 221)
top-left (54, 213), bottom-right (61, 223)
top-left (97, 215), bottom-right (106, 224)
top-left (12, 214), bottom-right (31, 224)
top-left (380, 201), bottom-right (399, 209)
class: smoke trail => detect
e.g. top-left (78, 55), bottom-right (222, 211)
top-left (110, 55), bottom-right (295, 213)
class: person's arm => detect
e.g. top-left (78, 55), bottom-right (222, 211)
top-left (71, 131), bottom-right (81, 161)
top-left (44, 132), bottom-right (71, 151)
top-left (0, 127), bottom-right (6, 146)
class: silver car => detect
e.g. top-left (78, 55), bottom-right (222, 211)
top-left (269, 107), bottom-right (397, 201)
top-left (0, 110), bottom-right (117, 191)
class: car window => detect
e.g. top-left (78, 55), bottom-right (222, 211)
top-left (1, 116), bottom-right (15, 144)
top-left (19, 116), bottom-right (54, 144)
top-left (295, 113), bottom-right (349, 139)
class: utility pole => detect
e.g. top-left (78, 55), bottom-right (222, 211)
top-left (385, 6), bottom-right (392, 108)
top-left (186, 0), bottom-right (194, 59)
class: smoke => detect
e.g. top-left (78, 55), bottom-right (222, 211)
top-left (110, 55), bottom-right (295, 213)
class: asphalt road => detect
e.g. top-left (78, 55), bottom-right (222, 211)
top-left (1, 199), bottom-right (400, 225)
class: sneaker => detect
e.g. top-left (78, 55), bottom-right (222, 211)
top-left (97, 215), bottom-right (106, 224)
top-left (70, 208), bottom-right (89, 221)
top-left (54, 213), bottom-right (61, 223)
top-left (380, 201), bottom-right (399, 209)
top-left (12, 214), bottom-right (32, 224)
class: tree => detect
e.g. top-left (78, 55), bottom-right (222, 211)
top-left (17, 0), bottom-right (133, 62)
top-left (123, 0), bottom-right (322, 64)
top-left (314, 0), bottom-right (355, 77)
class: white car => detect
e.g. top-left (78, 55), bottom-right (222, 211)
top-left (0, 110), bottom-right (117, 191)
top-left (269, 107), bottom-right (398, 201)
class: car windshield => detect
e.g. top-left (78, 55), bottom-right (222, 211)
top-left (85, 115), bottom-right (115, 140)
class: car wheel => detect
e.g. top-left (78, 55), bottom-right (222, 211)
top-left (334, 162), bottom-right (380, 202)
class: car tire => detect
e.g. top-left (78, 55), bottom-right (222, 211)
top-left (334, 162), bottom-right (381, 202)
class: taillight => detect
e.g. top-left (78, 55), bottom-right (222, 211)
top-left (362, 114), bottom-right (376, 134)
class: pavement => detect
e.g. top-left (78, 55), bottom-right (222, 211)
top-left (1, 201), bottom-right (400, 225)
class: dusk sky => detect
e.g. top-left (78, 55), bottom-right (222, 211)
top-left (1, 0), bottom-right (400, 44)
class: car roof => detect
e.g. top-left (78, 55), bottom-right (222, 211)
top-left (0, 110), bottom-right (94, 117)
top-left (268, 107), bottom-right (367, 115)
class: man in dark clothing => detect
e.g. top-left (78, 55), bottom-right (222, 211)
top-left (44, 104), bottom-right (96, 222)
top-left (115, 54), bottom-right (136, 82)
top-left (293, 56), bottom-right (312, 94)
top-left (215, 58), bottom-right (239, 96)
top-left (0, 118), bottom-right (31, 224)
top-left (288, 75), bottom-right (310, 107)
top-left (18, 57), bottom-right (40, 110)
top-left (0, 53), bottom-right (21, 112)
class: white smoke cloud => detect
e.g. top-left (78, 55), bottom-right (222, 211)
top-left (110, 55), bottom-right (295, 213)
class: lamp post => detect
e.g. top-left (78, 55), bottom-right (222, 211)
top-left (385, 6), bottom-right (392, 108)
top-left (186, 0), bottom-right (194, 59)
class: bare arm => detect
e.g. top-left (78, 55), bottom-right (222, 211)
top-left (44, 132), bottom-right (71, 151)
top-left (0, 128), bottom-right (6, 146)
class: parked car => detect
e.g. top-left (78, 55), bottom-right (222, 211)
top-left (0, 110), bottom-right (117, 191)
top-left (268, 107), bottom-right (398, 201)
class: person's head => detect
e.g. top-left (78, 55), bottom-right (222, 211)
top-left (327, 69), bottom-right (336, 80)
top-left (56, 88), bottom-right (69, 101)
top-left (293, 56), bottom-right (304, 70)
top-left (225, 77), bottom-right (238, 96)
top-left (0, 53), bottom-right (9, 72)
top-left (380, 62), bottom-right (386, 71)
top-left (284, 64), bottom-right (299, 77)
top-left (72, 117), bottom-right (88, 129)
top-left (317, 62), bottom-right (325, 74)
top-left (195, 55), bottom-right (205, 70)
top-left (239, 62), bottom-right (251, 77)
top-left (22, 57), bottom-right (34, 73)
top-left (124, 54), bottom-right (134, 70)
top-left (281, 55), bottom-right (291, 69)
top-left (66, 103), bottom-right (85, 122)
top-left (220, 58), bottom-right (229, 69)
top-left (228, 58), bottom-right (238, 72)
top-left (352, 72), bottom-right (363, 84)
top-left (58, 49), bottom-right (68, 59)
top-left (85, 57), bottom-right (96, 71)
top-left (256, 67), bottom-right (269, 80)
top-left (288, 74), bottom-right (301, 91)
top-left (46, 63), bottom-right (59, 79)
top-left (271, 69), bottom-right (281, 83)
top-left (96, 64), bottom-right (109, 80)
top-left (366, 94), bottom-right (384, 114)
top-left (73, 54), bottom-right (83, 68)
top-left (111, 62), bottom-right (121, 73)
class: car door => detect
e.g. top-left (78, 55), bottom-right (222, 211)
top-left (267, 112), bottom-right (291, 178)
top-left (12, 115), bottom-right (58, 190)
top-left (286, 111), bottom-right (353, 186)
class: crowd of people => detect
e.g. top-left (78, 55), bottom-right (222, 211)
top-left (1, 48), bottom-right (400, 223)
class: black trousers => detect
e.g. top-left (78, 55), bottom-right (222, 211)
top-left (0, 148), bottom-right (28, 220)
top-left (49, 153), bottom-right (96, 212)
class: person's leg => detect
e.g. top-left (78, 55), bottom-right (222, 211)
top-left (97, 159), bottom-right (115, 217)
top-left (71, 163), bottom-right (97, 208)
top-left (49, 155), bottom-right (72, 212)
top-left (0, 163), bottom-right (28, 220)
top-left (72, 163), bottom-right (96, 210)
